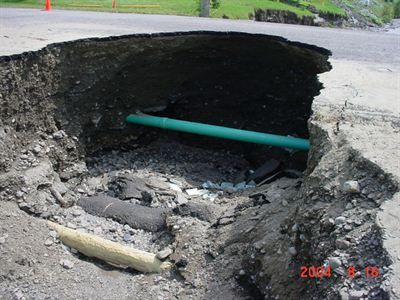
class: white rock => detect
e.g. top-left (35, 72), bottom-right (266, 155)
top-left (156, 248), bottom-right (173, 260)
top-left (348, 290), bottom-right (365, 300)
top-left (185, 188), bottom-right (207, 196)
top-left (66, 222), bottom-right (77, 229)
top-left (328, 257), bottom-right (342, 269)
top-left (48, 230), bottom-right (58, 238)
top-left (288, 247), bottom-right (297, 256)
top-left (32, 145), bottom-right (41, 154)
top-left (175, 193), bottom-right (188, 205)
top-left (15, 191), bottom-right (24, 198)
top-left (336, 239), bottom-right (351, 249)
top-left (169, 183), bottom-right (182, 193)
top-left (60, 259), bottom-right (74, 269)
top-left (52, 130), bottom-right (66, 140)
top-left (44, 238), bottom-right (53, 246)
top-left (343, 181), bottom-right (360, 193)
top-left (335, 216), bottom-right (346, 225)
top-left (203, 192), bottom-right (218, 202)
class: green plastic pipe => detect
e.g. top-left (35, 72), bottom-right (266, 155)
top-left (126, 114), bottom-right (310, 151)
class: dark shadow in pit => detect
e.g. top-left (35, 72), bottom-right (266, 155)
top-left (50, 31), bottom-right (331, 171)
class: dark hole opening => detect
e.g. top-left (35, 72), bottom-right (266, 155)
top-left (54, 32), bottom-right (331, 171)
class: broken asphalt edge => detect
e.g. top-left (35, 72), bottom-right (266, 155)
top-left (312, 58), bottom-right (400, 298)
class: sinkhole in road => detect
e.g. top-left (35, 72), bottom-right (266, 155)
top-left (0, 32), bottom-right (332, 298)
top-left (57, 32), bottom-right (331, 170)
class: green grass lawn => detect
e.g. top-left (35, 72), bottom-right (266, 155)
top-left (300, 0), bottom-right (345, 15)
top-left (0, 0), bottom-right (345, 19)
top-left (212, 0), bottom-right (314, 18)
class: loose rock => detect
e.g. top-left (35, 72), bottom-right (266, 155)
top-left (156, 248), bottom-right (173, 260)
top-left (343, 181), bottom-right (361, 194)
top-left (328, 257), bottom-right (342, 269)
top-left (335, 216), bottom-right (346, 225)
top-left (336, 239), bottom-right (351, 250)
top-left (60, 259), bottom-right (74, 269)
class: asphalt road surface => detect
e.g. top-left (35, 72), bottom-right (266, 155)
top-left (0, 8), bottom-right (399, 64)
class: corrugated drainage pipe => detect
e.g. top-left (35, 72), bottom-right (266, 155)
top-left (126, 114), bottom-right (310, 151)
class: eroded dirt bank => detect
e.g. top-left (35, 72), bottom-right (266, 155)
top-left (0, 32), bottom-right (398, 299)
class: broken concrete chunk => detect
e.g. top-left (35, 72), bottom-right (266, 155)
top-left (246, 159), bottom-right (281, 183)
top-left (175, 192), bottom-right (188, 205)
top-left (169, 183), bottom-right (182, 192)
top-left (185, 188), bottom-right (208, 196)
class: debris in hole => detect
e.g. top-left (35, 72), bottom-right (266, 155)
top-left (185, 188), bottom-right (208, 196)
top-left (48, 221), bottom-right (172, 273)
top-left (110, 175), bottom-right (149, 200)
top-left (172, 201), bottom-right (219, 223)
top-left (246, 159), bottom-right (282, 183)
top-left (201, 180), bottom-right (256, 192)
top-left (78, 195), bottom-right (168, 232)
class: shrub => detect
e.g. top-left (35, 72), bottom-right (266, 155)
top-left (380, 3), bottom-right (394, 22)
top-left (211, 0), bottom-right (220, 9)
top-left (394, 0), bottom-right (400, 17)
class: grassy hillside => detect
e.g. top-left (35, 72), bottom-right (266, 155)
top-left (0, 0), bottom-right (344, 18)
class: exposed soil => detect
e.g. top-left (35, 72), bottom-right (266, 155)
top-left (0, 32), bottom-right (397, 300)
